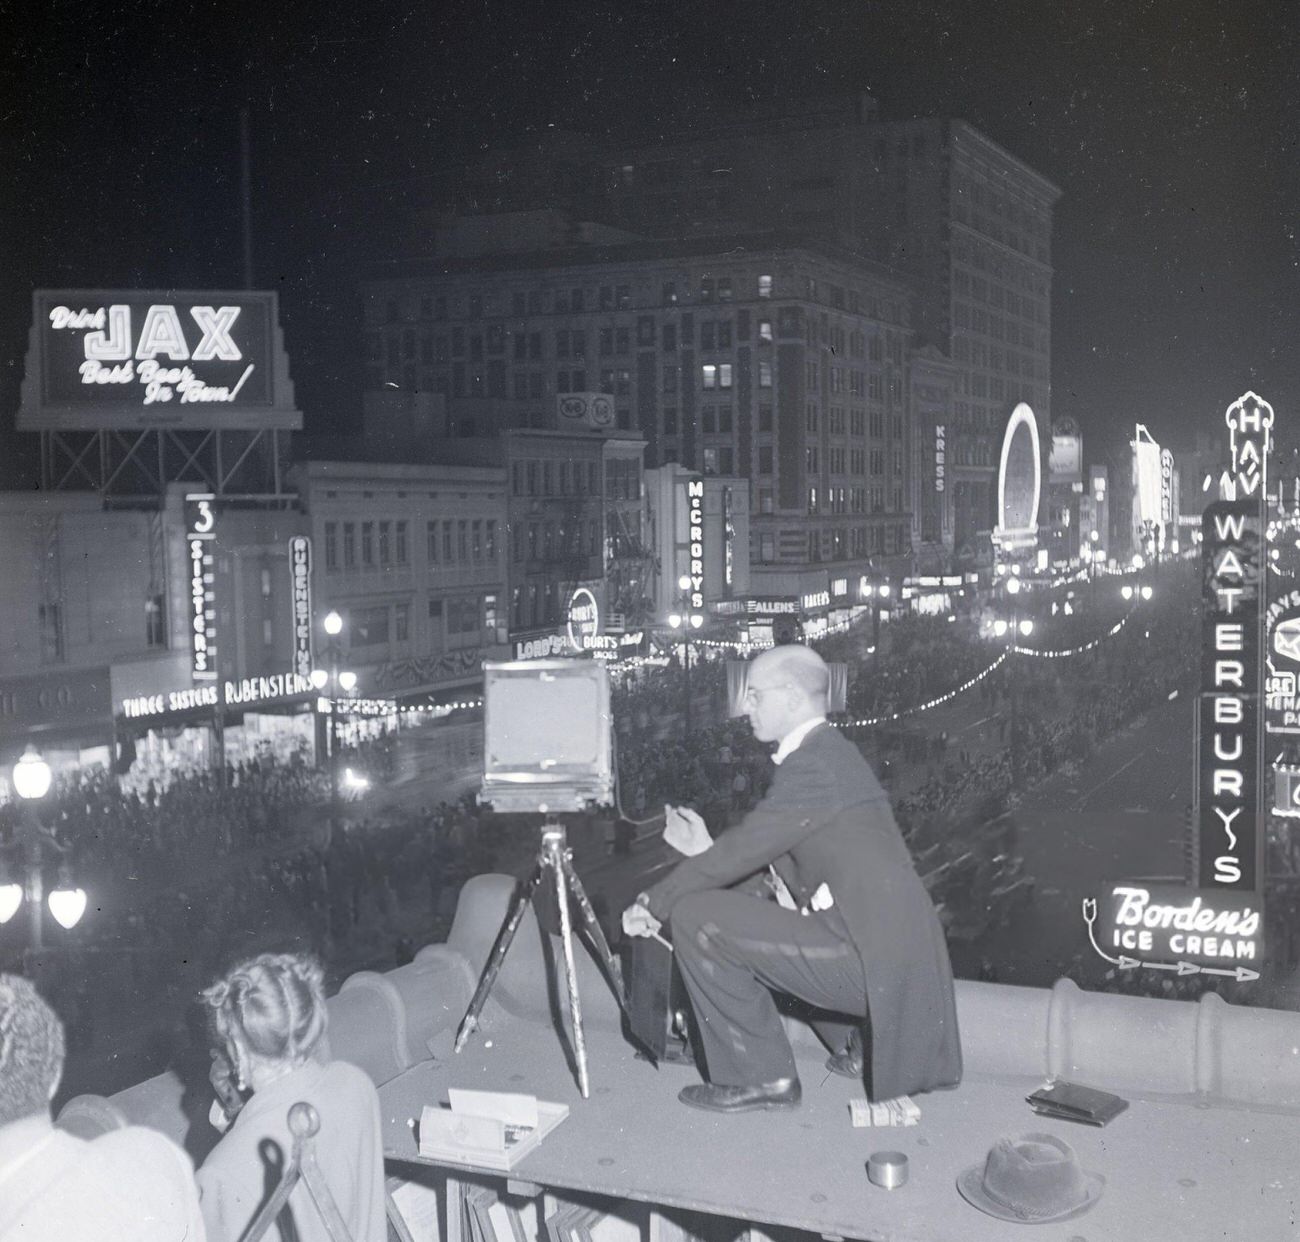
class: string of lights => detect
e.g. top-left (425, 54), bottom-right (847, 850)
top-left (838, 605), bottom-right (1138, 728)
top-left (838, 651), bottom-right (1009, 729)
top-left (376, 608), bottom-right (1135, 728)
top-left (1010, 608), bottom-right (1134, 659)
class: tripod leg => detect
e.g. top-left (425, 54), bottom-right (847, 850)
top-left (455, 865), bottom-right (545, 1053)
top-left (548, 835), bottom-right (590, 1098)
top-left (562, 855), bottom-right (627, 1010)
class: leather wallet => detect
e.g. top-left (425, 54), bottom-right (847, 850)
top-left (1026, 1081), bottom-right (1129, 1126)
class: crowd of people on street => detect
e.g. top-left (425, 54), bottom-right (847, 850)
top-left (4, 558), bottom-right (1289, 1100)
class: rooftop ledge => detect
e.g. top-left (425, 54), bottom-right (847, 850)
top-left (59, 874), bottom-right (1300, 1240)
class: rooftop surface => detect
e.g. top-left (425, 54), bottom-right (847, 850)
top-left (382, 1006), bottom-right (1296, 1242)
top-left (65, 873), bottom-right (1300, 1241)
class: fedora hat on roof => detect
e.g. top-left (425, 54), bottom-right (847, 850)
top-left (957, 1132), bottom-right (1104, 1224)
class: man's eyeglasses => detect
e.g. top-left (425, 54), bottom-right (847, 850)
top-left (743, 681), bottom-right (789, 706)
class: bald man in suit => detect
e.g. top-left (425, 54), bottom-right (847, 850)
top-left (624, 645), bottom-right (961, 1113)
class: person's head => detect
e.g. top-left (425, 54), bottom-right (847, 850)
top-left (202, 953), bottom-right (327, 1092)
top-left (743, 645), bottom-right (831, 744)
top-left (0, 974), bottom-right (66, 1127)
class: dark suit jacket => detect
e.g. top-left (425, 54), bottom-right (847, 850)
top-left (645, 722), bottom-right (962, 1101)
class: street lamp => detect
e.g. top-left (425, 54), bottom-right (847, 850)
top-left (3, 747), bottom-right (84, 961)
top-left (315, 611), bottom-right (354, 827)
top-left (667, 574), bottom-right (703, 735)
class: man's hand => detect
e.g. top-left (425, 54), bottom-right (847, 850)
top-left (622, 896), bottom-right (664, 940)
top-left (664, 805), bottom-right (713, 857)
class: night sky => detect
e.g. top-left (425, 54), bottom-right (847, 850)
top-left (4, 0), bottom-right (1297, 478)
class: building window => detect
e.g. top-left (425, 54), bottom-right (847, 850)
top-left (343, 523), bottom-right (356, 569)
top-left (458, 520), bottom-right (469, 562)
top-left (718, 363), bottom-right (733, 389)
top-left (758, 361), bottom-right (773, 388)
top-left (361, 522), bottom-right (374, 567)
top-left (662, 323), bottom-right (677, 352)
top-left (394, 602), bottom-right (410, 643)
top-left (427, 520), bottom-right (438, 563)
top-left (758, 446), bottom-right (773, 474)
top-left (702, 364), bottom-right (717, 389)
top-left (428, 598), bottom-right (444, 647)
top-left (353, 604), bottom-right (390, 647)
top-left (486, 520), bottom-right (497, 562)
top-left (395, 521), bottom-right (408, 566)
top-left (324, 522), bottom-right (338, 571)
top-left (378, 520), bottom-right (391, 566)
top-left (758, 274), bottom-right (773, 299)
top-left (472, 520), bottom-right (483, 561)
top-left (758, 320), bottom-right (773, 344)
top-left (484, 593), bottom-right (499, 635)
top-left (146, 593), bottom-right (166, 648)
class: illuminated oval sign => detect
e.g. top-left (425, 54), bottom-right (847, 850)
top-left (995, 402), bottom-right (1042, 549)
top-left (566, 587), bottom-right (601, 648)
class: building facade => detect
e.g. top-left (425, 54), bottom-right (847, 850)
top-left (424, 94), bottom-right (1060, 562)
top-left (361, 233), bottom-right (917, 599)
top-left (291, 458), bottom-right (510, 703)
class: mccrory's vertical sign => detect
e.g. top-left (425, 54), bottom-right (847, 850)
top-left (685, 476), bottom-right (705, 610)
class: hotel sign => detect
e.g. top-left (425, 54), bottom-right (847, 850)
top-left (1199, 498), bottom-right (1262, 891)
top-left (290, 536), bottom-right (313, 680)
top-left (20, 290), bottom-right (302, 431)
top-left (185, 493), bottom-right (218, 683)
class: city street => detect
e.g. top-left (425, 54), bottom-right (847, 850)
top-left (574, 686), bottom-right (1202, 994)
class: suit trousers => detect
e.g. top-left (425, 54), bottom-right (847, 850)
top-left (669, 889), bottom-right (867, 1086)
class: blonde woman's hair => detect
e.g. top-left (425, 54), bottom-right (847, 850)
top-left (202, 953), bottom-right (327, 1066)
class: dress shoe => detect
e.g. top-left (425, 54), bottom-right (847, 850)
top-left (825, 1029), bottom-right (863, 1079)
top-left (678, 1077), bottom-right (802, 1113)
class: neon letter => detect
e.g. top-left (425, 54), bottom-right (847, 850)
top-left (136, 305), bottom-right (190, 360)
top-left (84, 305), bottom-right (131, 360)
top-left (191, 306), bottom-right (242, 360)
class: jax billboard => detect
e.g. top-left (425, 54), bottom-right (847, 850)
top-left (18, 290), bottom-right (302, 432)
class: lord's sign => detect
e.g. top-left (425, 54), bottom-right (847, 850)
top-left (19, 290), bottom-right (302, 431)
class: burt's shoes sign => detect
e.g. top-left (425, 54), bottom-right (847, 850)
top-left (18, 289), bottom-right (301, 432)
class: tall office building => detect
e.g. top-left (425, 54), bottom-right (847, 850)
top-left (429, 95), bottom-right (1060, 560)
top-left (361, 228), bottom-right (919, 606)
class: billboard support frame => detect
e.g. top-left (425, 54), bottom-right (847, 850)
top-left (38, 425), bottom-right (291, 501)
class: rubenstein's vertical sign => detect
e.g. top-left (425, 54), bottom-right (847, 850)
top-left (289, 535), bottom-right (313, 680)
top-left (184, 494), bottom-right (218, 682)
